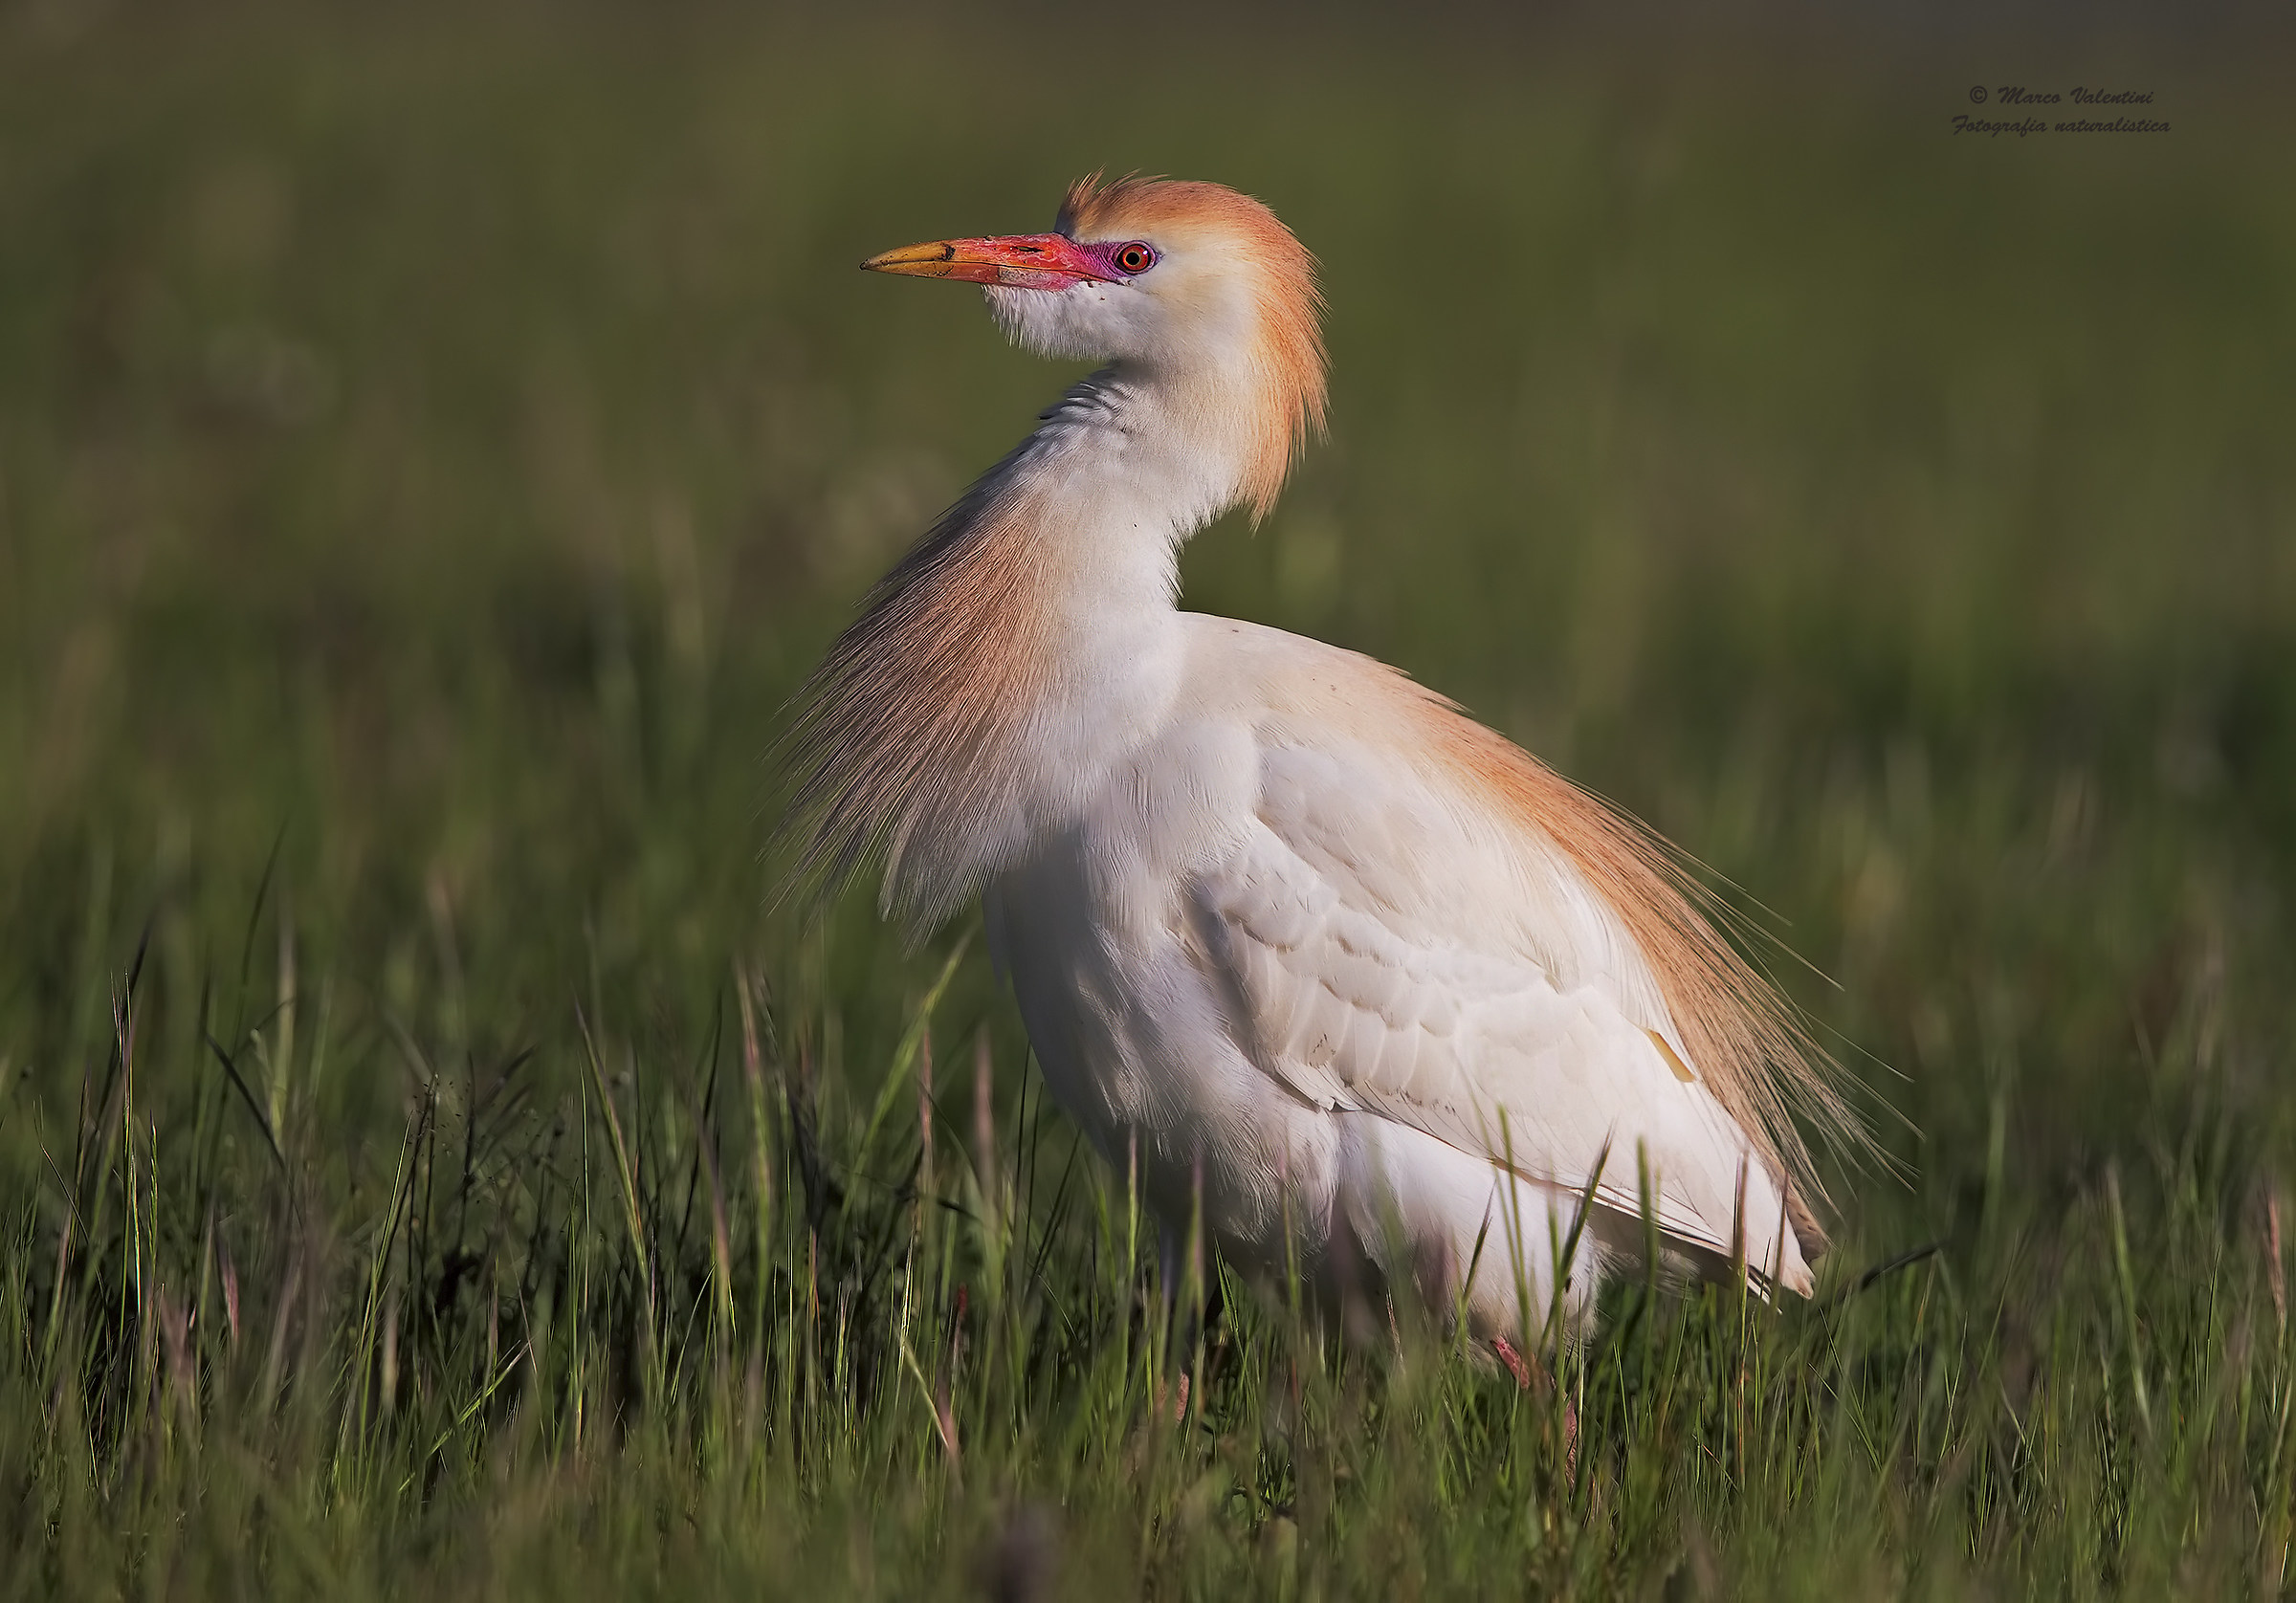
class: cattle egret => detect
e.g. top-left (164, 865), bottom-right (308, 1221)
top-left (788, 175), bottom-right (1853, 1344)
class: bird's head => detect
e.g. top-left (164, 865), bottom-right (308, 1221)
top-left (863, 174), bottom-right (1326, 518)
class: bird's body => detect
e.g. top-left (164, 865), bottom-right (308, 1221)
top-left (791, 177), bottom-right (1845, 1338)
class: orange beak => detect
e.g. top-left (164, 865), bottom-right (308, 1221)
top-left (861, 232), bottom-right (1120, 292)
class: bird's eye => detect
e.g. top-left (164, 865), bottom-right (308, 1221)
top-left (1113, 242), bottom-right (1157, 275)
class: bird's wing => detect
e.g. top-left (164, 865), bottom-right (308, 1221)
top-left (1184, 726), bottom-right (1808, 1290)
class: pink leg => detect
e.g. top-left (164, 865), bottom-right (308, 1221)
top-left (1490, 1334), bottom-right (1533, 1390)
top-left (1490, 1335), bottom-right (1578, 1474)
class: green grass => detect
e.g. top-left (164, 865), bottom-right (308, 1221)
top-left (4, 7), bottom-right (2295, 1596)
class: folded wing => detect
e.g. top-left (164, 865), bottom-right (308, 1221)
top-left (1186, 722), bottom-right (1815, 1294)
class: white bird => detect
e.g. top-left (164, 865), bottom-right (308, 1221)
top-left (788, 175), bottom-right (1852, 1345)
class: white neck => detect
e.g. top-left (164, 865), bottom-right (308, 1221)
top-left (790, 361), bottom-right (1269, 928)
top-left (1030, 355), bottom-right (1269, 526)
top-left (926, 365), bottom-right (1246, 869)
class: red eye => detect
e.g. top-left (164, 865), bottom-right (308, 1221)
top-left (1114, 242), bottom-right (1157, 275)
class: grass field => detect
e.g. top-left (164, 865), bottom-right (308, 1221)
top-left (4, 6), bottom-right (2295, 1596)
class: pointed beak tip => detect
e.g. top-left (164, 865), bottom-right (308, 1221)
top-left (861, 241), bottom-right (962, 279)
